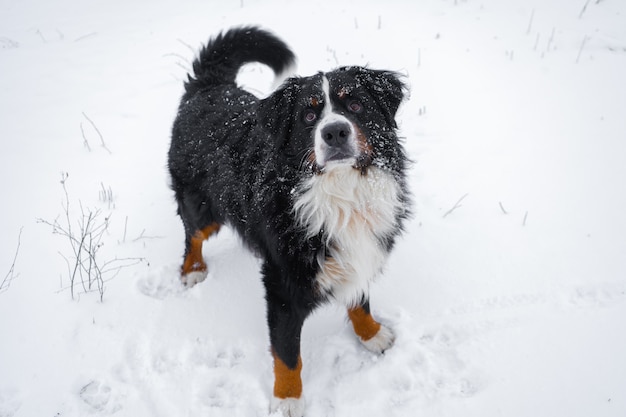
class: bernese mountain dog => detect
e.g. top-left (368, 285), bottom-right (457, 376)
top-left (168, 26), bottom-right (410, 416)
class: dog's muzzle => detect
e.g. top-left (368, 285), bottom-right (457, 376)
top-left (316, 120), bottom-right (358, 165)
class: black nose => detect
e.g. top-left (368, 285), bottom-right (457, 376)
top-left (321, 121), bottom-right (351, 147)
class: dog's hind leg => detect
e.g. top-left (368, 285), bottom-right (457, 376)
top-left (348, 298), bottom-right (395, 354)
top-left (181, 223), bottom-right (221, 286)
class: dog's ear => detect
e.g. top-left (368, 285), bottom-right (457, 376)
top-left (356, 69), bottom-right (406, 129)
top-left (257, 78), bottom-right (300, 146)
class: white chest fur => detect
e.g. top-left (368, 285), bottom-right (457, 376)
top-left (293, 165), bottom-right (402, 306)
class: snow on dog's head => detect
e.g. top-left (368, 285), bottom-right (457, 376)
top-left (257, 66), bottom-right (406, 176)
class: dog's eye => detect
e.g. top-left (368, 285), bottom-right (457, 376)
top-left (348, 100), bottom-right (363, 113)
top-left (304, 110), bottom-right (317, 123)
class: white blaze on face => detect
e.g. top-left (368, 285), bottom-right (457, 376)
top-left (314, 76), bottom-right (358, 168)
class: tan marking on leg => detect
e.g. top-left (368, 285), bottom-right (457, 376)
top-left (272, 351), bottom-right (303, 400)
top-left (181, 223), bottom-right (220, 276)
top-left (199, 223), bottom-right (221, 240)
top-left (348, 306), bottom-right (381, 342)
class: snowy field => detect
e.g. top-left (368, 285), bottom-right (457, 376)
top-left (1, 0), bottom-right (626, 416)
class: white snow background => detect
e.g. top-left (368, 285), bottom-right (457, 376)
top-left (1, 0), bottom-right (626, 416)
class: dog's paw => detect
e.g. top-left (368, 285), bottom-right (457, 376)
top-left (181, 270), bottom-right (208, 287)
top-left (360, 323), bottom-right (395, 354)
top-left (270, 396), bottom-right (305, 417)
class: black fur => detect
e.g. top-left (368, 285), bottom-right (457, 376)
top-left (169, 27), bottom-right (409, 374)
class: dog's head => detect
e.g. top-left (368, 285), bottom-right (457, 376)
top-left (258, 67), bottom-right (406, 175)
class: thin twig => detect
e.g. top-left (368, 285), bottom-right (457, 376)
top-left (163, 52), bottom-right (191, 65)
top-left (132, 229), bottom-right (165, 242)
top-left (177, 38), bottom-right (195, 54)
top-left (499, 202), bottom-right (508, 215)
top-left (1, 227), bottom-right (23, 294)
top-left (123, 216), bottom-right (128, 243)
top-left (576, 35), bottom-right (589, 63)
top-left (82, 112), bottom-right (111, 154)
top-left (80, 122), bottom-right (92, 151)
top-left (526, 9), bottom-right (535, 35)
top-left (534, 33), bottom-right (541, 51)
top-left (99, 182), bottom-right (114, 209)
top-left (443, 193), bottom-right (469, 218)
top-left (74, 32), bottom-right (97, 42)
top-left (174, 61), bottom-right (189, 73)
top-left (522, 211), bottom-right (529, 226)
top-left (101, 257), bottom-right (145, 275)
top-left (36, 29), bottom-right (47, 43)
top-left (579, 0), bottom-right (591, 19)
top-left (546, 27), bottom-right (556, 53)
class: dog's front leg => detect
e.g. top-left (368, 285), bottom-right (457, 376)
top-left (348, 298), bottom-right (395, 354)
top-left (265, 288), bottom-right (307, 417)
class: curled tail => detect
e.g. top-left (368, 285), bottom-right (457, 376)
top-left (184, 26), bottom-right (296, 96)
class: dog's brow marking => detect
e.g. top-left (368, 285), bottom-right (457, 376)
top-left (321, 75), bottom-right (332, 116)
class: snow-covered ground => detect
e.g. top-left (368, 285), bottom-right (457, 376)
top-left (1, 0), bottom-right (626, 416)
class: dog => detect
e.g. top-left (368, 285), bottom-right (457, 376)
top-left (168, 26), bottom-right (410, 416)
